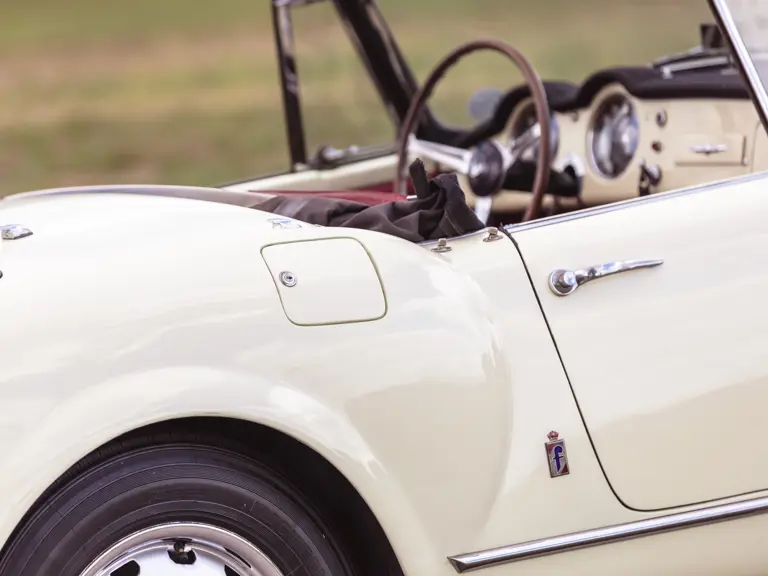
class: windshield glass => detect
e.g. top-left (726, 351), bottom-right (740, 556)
top-left (380, 0), bottom-right (712, 126)
top-left (291, 1), bottom-right (395, 158)
top-left (710, 0), bottom-right (768, 125)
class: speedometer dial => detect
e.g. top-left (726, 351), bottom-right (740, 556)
top-left (587, 93), bottom-right (639, 178)
top-left (509, 102), bottom-right (559, 161)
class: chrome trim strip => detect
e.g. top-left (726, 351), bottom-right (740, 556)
top-left (503, 169), bottom-right (768, 234)
top-left (1, 184), bottom-right (268, 209)
top-left (418, 227), bottom-right (499, 247)
top-left (448, 494), bottom-right (768, 572)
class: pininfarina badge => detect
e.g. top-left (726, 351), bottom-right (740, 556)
top-left (545, 430), bottom-right (570, 478)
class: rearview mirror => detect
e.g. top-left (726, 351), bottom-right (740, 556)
top-left (700, 22), bottom-right (725, 49)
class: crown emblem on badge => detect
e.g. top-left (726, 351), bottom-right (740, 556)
top-left (544, 430), bottom-right (569, 478)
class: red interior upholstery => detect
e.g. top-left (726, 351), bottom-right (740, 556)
top-left (250, 179), bottom-right (413, 207)
top-left (256, 189), bottom-right (405, 206)
top-left (245, 165), bottom-right (448, 207)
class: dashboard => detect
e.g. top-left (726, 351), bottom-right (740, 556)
top-left (457, 67), bottom-right (763, 214)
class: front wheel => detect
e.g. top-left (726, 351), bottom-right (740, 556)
top-left (81, 522), bottom-right (286, 576)
top-left (0, 441), bottom-right (354, 576)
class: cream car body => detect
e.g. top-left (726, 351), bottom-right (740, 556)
top-left (3, 170), bottom-right (768, 575)
top-left (2, 0), bottom-right (768, 574)
top-left (1, 171), bottom-right (766, 576)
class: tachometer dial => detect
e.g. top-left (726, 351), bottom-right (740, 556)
top-left (587, 93), bottom-right (640, 178)
top-left (509, 102), bottom-right (559, 161)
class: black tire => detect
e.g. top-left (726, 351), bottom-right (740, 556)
top-left (0, 436), bottom-right (355, 576)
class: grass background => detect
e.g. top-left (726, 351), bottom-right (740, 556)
top-left (0, 0), bottom-right (711, 196)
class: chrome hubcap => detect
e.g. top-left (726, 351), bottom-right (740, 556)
top-left (78, 522), bottom-right (284, 576)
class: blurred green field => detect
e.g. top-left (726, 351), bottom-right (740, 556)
top-left (0, 0), bottom-right (711, 195)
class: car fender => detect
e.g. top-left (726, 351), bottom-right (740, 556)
top-left (0, 190), bottom-right (511, 575)
top-left (0, 364), bottom-right (437, 560)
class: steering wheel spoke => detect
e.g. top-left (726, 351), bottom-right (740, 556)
top-left (509, 123), bottom-right (541, 162)
top-left (394, 39), bottom-right (551, 221)
top-left (474, 196), bottom-right (493, 225)
top-left (408, 136), bottom-right (473, 174)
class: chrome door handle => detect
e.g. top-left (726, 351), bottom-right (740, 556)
top-left (548, 259), bottom-right (663, 296)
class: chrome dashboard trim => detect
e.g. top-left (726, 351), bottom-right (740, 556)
top-left (448, 493), bottom-right (768, 572)
top-left (690, 143), bottom-right (728, 155)
top-left (659, 54), bottom-right (732, 78)
top-left (503, 169), bottom-right (768, 234)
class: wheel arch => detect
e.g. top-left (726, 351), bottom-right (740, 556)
top-left (1, 416), bottom-right (405, 576)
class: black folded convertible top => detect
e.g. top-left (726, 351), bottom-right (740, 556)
top-left (253, 159), bottom-right (485, 243)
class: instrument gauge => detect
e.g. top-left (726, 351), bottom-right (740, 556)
top-left (509, 102), bottom-right (559, 161)
top-left (587, 93), bottom-right (640, 178)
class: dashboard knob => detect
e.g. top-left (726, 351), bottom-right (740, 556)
top-left (638, 162), bottom-right (662, 196)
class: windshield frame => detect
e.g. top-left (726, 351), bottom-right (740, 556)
top-left (271, 0), bottom-right (459, 170)
top-left (271, 0), bottom-right (767, 172)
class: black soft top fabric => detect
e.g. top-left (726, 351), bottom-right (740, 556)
top-left (252, 159), bottom-right (485, 243)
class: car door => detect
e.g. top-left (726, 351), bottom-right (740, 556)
top-left (508, 173), bottom-right (768, 511)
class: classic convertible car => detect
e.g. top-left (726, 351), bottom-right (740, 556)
top-left (221, 0), bottom-right (768, 227)
top-left (1, 0), bottom-right (768, 575)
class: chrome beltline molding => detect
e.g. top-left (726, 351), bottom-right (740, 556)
top-left (448, 493), bottom-right (768, 572)
top-left (503, 170), bottom-right (767, 234)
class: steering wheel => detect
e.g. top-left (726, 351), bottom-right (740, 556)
top-left (394, 39), bottom-right (552, 223)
